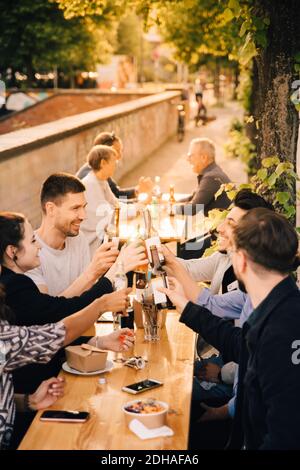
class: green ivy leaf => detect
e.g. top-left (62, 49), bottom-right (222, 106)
top-left (222, 8), bottom-right (234, 23)
top-left (275, 192), bottom-right (290, 204)
top-left (228, 0), bottom-right (240, 15)
top-left (256, 30), bottom-right (267, 48)
top-left (284, 205), bottom-right (296, 219)
top-left (227, 190), bottom-right (238, 200)
top-left (263, 17), bottom-right (270, 26)
top-left (238, 32), bottom-right (258, 66)
top-left (262, 157), bottom-right (280, 168)
top-left (245, 115), bottom-right (254, 123)
top-left (257, 168), bottom-right (268, 181)
top-left (275, 162), bottom-right (293, 176)
top-left (239, 183), bottom-right (254, 190)
top-left (267, 173), bottom-right (278, 186)
top-left (239, 20), bottom-right (250, 37)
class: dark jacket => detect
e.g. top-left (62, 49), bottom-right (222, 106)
top-left (180, 276), bottom-right (300, 449)
top-left (179, 162), bottom-right (230, 215)
top-left (76, 163), bottom-right (136, 199)
top-left (0, 266), bottom-right (113, 392)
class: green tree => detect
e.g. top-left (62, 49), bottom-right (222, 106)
top-left (133, 0), bottom-right (300, 207)
top-left (0, 0), bottom-right (115, 85)
top-left (30, 0), bottom-right (300, 208)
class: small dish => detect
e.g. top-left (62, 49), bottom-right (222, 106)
top-left (123, 399), bottom-right (168, 429)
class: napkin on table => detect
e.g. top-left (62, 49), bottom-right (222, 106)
top-left (129, 419), bottom-right (174, 440)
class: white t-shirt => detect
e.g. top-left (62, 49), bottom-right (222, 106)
top-left (81, 171), bottom-right (127, 256)
top-left (26, 231), bottom-right (91, 296)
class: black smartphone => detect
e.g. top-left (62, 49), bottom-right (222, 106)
top-left (122, 379), bottom-right (163, 394)
top-left (40, 410), bottom-right (90, 423)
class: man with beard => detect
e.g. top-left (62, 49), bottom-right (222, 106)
top-left (160, 208), bottom-right (300, 449)
top-left (27, 173), bottom-right (146, 296)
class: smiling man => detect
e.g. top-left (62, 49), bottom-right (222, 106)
top-left (26, 173), bottom-right (120, 297)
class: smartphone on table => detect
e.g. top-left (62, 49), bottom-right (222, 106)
top-left (122, 379), bottom-right (163, 394)
top-left (40, 410), bottom-right (90, 423)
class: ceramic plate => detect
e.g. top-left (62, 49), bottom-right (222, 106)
top-left (62, 359), bottom-right (114, 376)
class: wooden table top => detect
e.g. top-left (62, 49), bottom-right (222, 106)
top-left (18, 311), bottom-right (195, 450)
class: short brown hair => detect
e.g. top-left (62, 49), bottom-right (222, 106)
top-left (94, 131), bottom-right (120, 147)
top-left (41, 173), bottom-right (85, 212)
top-left (88, 145), bottom-right (116, 171)
top-left (233, 208), bottom-right (299, 273)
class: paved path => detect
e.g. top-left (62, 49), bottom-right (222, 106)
top-left (120, 100), bottom-right (247, 193)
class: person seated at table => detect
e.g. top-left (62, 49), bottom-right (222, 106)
top-left (0, 279), bottom-right (134, 450)
top-left (80, 145), bottom-right (131, 254)
top-left (0, 212), bottom-right (140, 393)
top-left (76, 130), bottom-right (153, 199)
top-left (160, 208), bottom-right (300, 449)
top-left (80, 145), bottom-right (152, 255)
top-left (176, 137), bottom-right (231, 259)
top-left (26, 173), bottom-right (146, 296)
top-left (176, 137), bottom-right (231, 216)
top-left (161, 190), bottom-right (274, 441)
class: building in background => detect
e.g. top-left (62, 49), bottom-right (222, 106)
top-left (96, 55), bottom-right (137, 89)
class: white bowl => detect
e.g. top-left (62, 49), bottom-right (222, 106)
top-left (123, 399), bottom-right (168, 429)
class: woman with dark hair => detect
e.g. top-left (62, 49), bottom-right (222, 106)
top-left (0, 279), bottom-right (134, 449)
top-left (0, 212), bottom-right (134, 393)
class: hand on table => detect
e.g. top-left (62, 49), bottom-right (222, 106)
top-left (29, 377), bottom-right (65, 411)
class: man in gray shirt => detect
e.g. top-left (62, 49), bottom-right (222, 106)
top-left (176, 137), bottom-right (231, 216)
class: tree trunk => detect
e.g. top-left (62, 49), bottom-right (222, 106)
top-left (214, 57), bottom-right (221, 101)
top-left (25, 59), bottom-right (35, 87)
top-left (249, 0), bottom-right (300, 188)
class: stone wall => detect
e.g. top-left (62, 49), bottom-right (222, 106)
top-left (0, 91), bottom-right (180, 227)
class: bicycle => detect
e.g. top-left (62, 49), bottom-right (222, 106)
top-left (177, 104), bottom-right (185, 142)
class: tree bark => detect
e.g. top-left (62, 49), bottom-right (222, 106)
top-left (249, 0), bottom-right (299, 173)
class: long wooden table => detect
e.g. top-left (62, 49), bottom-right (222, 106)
top-left (18, 312), bottom-right (195, 450)
top-left (119, 193), bottom-right (211, 246)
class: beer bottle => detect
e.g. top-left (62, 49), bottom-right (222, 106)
top-left (113, 261), bottom-right (127, 316)
top-left (135, 272), bottom-right (148, 303)
top-left (104, 206), bottom-right (120, 247)
top-left (143, 208), bottom-right (165, 265)
top-left (168, 184), bottom-right (176, 217)
top-left (150, 246), bottom-right (173, 310)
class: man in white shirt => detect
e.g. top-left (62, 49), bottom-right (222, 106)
top-left (27, 173), bottom-right (146, 296)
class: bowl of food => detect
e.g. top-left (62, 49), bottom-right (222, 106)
top-left (123, 399), bottom-right (168, 429)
